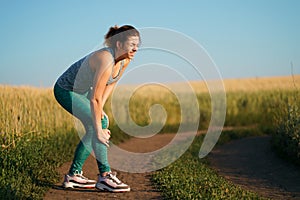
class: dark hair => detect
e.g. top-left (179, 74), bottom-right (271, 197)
top-left (104, 25), bottom-right (140, 48)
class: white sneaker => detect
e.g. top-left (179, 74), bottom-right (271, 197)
top-left (96, 172), bottom-right (130, 192)
top-left (63, 171), bottom-right (96, 188)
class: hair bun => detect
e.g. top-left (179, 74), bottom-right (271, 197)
top-left (107, 25), bottom-right (119, 37)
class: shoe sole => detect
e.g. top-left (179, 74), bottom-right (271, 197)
top-left (63, 181), bottom-right (96, 189)
top-left (95, 183), bottom-right (130, 192)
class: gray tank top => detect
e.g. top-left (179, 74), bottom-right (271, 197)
top-left (56, 47), bottom-right (124, 94)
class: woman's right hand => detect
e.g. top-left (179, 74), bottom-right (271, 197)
top-left (97, 129), bottom-right (111, 147)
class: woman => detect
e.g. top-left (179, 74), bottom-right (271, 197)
top-left (53, 25), bottom-right (140, 192)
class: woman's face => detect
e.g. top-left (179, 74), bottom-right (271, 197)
top-left (118, 36), bottom-right (140, 59)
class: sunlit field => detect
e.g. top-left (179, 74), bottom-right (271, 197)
top-left (0, 75), bottom-right (299, 199)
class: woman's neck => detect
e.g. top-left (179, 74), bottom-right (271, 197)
top-left (113, 47), bottom-right (127, 63)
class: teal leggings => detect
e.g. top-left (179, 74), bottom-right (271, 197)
top-left (53, 83), bottom-right (110, 174)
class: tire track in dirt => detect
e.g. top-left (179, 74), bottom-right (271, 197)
top-left (208, 135), bottom-right (300, 200)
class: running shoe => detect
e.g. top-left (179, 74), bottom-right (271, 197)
top-left (96, 172), bottom-right (130, 192)
top-left (63, 171), bottom-right (96, 188)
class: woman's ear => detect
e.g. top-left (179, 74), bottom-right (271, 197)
top-left (116, 41), bottom-right (122, 50)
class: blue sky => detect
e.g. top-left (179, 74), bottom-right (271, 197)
top-left (0, 0), bottom-right (299, 87)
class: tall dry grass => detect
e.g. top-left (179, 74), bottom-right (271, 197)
top-left (0, 85), bottom-right (74, 148)
top-left (190, 75), bottom-right (300, 93)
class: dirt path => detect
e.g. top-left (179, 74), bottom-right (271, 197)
top-left (208, 135), bottom-right (300, 200)
top-left (44, 134), bottom-right (300, 200)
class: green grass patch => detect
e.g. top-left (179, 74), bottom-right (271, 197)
top-left (271, 98), bottom-right (300, 166)
top-left (0, 129), bottom-right (79, 199)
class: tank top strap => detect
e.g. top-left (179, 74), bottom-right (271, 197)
top-left (106, 59), bottom-right (125, 85)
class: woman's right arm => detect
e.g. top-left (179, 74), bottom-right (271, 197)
top-left (89, 51), bottom-right (114, 146)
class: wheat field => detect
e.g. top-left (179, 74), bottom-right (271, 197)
top-left (0, 75), bottom-right (299, 149)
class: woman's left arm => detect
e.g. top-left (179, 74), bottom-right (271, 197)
top-left (101, 82), bottom-right (116, 110)
top-left (101, 59), bottom-right (131, 112)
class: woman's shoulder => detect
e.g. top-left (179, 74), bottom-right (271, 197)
top-left (89, 48), bottom-right (114, 71)
top-left (91, 48), bottom-right (114, 60)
